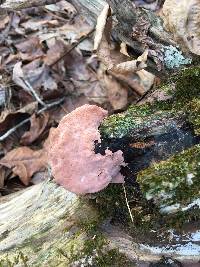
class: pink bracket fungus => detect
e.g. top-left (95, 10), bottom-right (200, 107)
top-left (48, 104), bottom-right (126, 195)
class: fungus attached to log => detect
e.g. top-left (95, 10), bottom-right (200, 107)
top-left (48, 104), bottom-right (125, 195)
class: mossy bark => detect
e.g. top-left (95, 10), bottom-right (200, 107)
top-left (0, 180), bottom-right (199, 267)
top-left (0, 0), bottom-right (200, 265)
top-left (0, 180), bottom-right (137, 266)
top-left (98, 66), bottom-right (200, 229)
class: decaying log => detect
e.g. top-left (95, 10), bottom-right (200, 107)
top-left (0, 180), bottom-right (199, 266)
top-left (0, 0), bottom-right (200, 266)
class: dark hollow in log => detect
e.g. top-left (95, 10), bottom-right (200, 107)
top-left (96, 115), bottom-right (200, 183)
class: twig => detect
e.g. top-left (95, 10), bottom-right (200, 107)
top-left (22, 78), bottom-right (47, 107)
top-left (0, 97), bottom-right (65, 142)
top-left (43, 7), bottom-right (70, 23)
top-left (0, 117), bottom-right (31, 142)
top-left (50, 27), bottom-right (95, 67)
top-left (37, 97), bottom-right (65, 113)
top-left (123, 184), bottom-right (134, 223)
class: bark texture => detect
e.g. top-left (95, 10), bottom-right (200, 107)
top-left (0, 0), bottom-right (200, 266)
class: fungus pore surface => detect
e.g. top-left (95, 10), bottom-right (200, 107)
top-left (48, 104), bottom-right (125, 195)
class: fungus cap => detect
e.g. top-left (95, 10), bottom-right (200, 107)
top-left (48, 104), bottom-right (125, 195)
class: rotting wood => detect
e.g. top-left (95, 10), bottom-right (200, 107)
top-left (0, 180), bottom-right (199, 266)
top-left (0, 0), bottom-right (200, 266)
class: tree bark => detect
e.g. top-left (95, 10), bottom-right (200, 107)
top-left (0, 180), bottom-right (199, 266)
top-left (0, 0), bottom-right (200, 266)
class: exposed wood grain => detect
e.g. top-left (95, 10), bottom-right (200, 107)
top-left (0, 180), bottom-right (199, 266)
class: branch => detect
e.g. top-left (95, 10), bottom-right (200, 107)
top-left (107, 0), bottom-right (195, 77)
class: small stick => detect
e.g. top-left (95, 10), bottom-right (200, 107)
top-left (50, 27), bottom-right (95, 67)
top-left (0, 97), bottom-right (65, 142)
top-left (123, 184), bottom-right (134, 223)
top-left (22, 78), bottom-right (47, 108)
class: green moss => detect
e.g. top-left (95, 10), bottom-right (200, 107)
top-left (186, 99), bottom-right (200, 135)
top-left (100, 104), bottom-right (153, 138)
top-left (101, 66), bottom-right (200, 138)
top-left (138, 144), bottom-right (200, 220)
top-left (99, 66), bottom-right (200, 229)
top-left (172, 66), bottom-right (200, 105)
top-left (100, 103), bottom-right (177, 139)
top-left (0, 251), bottom-right (28, 267)
top-left (65, 235), bottom-right (135, 267)
top-left (96, 248), bottom-right (136, 267)
top-left (58, 224), bottom-right (135, 267)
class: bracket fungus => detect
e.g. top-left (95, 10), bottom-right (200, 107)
top-left (48, 104), bottom-right (125, 195)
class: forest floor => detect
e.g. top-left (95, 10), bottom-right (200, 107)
top-left (0, 0), bottom-right (156, 196)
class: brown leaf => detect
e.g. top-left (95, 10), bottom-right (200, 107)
top-left (0, 147), bottom-right (47, 185)
top-left (104, 74), bottom-right (128, 110)
top-left (21, 18), bottom-right (59, 31)
top-left (63, 49), bottom-right (91, 81)
top-left (94, 4), bottom-right (146, 75)
top-left (15, 37), bottom-right (44, 61)
top-left (163, 0), bottom-right (200, 55)
top-left (46, 0), bottom-right (77, 19)
top-left (20, 113), bottom-right (49, 145)
top-left (0, 166), bottom-right (6, 189)
top-left (0, 15), bottom-right (9, 30)
top-left (13, 60), bottom-right (57, 92)
top-left (136, 69), bottom-right (155, 92)
top-left (0, 102), bottom-right (37, 136)
top-left (93, 3), bottom-right (111, 51)
top-left (44, 40), bottom-right (66, 66)
top-left (109, 49), bottom-right (148, 74)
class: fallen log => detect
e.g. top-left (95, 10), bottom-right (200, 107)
top-left (0, 179), bottom-right (199, 266)
top-left (0, 0), bottom-right (200, 266)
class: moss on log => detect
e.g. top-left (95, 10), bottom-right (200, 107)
top-left (0, 1), bottom-right (199, 266)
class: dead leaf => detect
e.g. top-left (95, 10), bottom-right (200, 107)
top-left (104, 74), bottom-right (128, 110)
top-left (15, 37), bottom-right (44, 61)
top-left (0, 15), bottom-right (9, 30)
top-left (13, 60), bottom-right (57, 93)
top-left (44, 39), bottom-right (66, 66)
top-left (0, 147), bottom-right (47, 185)
top-left (0, 167), bottom-right (6, 189)
top-left (45, 0), bottom-right (77, 19)
top-left (162, 0), bottom-right (200, 55)
top-left (20, 113), bottom-right (49, 145)
top-left (63, 48), bottom-right (91, 81)
top-left (93, 3), bottom-right (147, 76)
top-left (136, 69), bottom-right (155, 92)
top-left (109, 49), bottom-right (148, 74)
top-left (120, 42), bottom-right (130, 57)
top-left (21, 18), bottom-right (59, 31)
top-left (0, 102), bottom-right (37, 136)
top-left (13, 61), bottom-right (29, 91)
top-left (93, 3), bottom-right (110, 51)
top-left (110, 71), bottom-right (145, 96)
